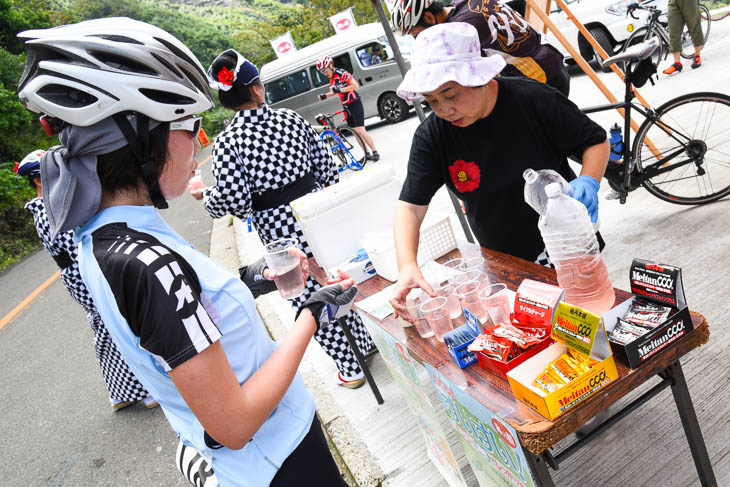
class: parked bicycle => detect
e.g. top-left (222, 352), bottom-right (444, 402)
top-left (621, 2), bottom-right (711, 67)
top-left (315, 110), bottom-right (367, 172)
top-left (586, 38), bottom-right (730, 205)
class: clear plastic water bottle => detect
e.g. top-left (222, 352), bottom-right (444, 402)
top-left (539, 183), bottom-right (615, 315)
top-left (523, 168), bottom-right (573, 216)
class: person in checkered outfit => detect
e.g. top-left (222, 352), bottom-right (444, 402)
top-left (192, 49), bottom-right (374, 389)
top-left (14, 150), bottom-right (157, 411)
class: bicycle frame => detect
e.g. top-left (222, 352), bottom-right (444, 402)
top-left (580, 60), bottom-right (703, 203)
top-left (318, 110), bottom-right (364, 172)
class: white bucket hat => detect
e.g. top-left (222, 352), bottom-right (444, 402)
top-left (396, 22), bottom-right (507, 102)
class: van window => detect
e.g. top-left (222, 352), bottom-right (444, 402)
top-left (265, 69), bottom-right (311, 104)
top-left (309, 67), bottom-right (329, 88)
top-left (356, 42), bottom-right (388, 67)
top-left (308, 52), bottom-right (354, 88)
top-left (333, 53), bottom-right (353, 74)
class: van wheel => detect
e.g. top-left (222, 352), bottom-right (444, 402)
top-left (379, 93), bottom-right (408, 124)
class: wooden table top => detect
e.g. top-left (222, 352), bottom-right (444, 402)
top-left (349, 247), bottom-right (710, 455)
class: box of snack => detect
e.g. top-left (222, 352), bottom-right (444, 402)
top-left (507, 302), bottom-right (619, 420)
top-left (443, 324), bottom-right (479, 368)
top-left (471, 280), bottom-right (562, 379)
top-left (604, 259), bottom-right (692, 369)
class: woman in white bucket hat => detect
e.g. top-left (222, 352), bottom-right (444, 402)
top-left (389, 23), bottom-right (609, 321)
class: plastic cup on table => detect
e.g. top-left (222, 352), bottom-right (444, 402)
top-left (442, 257), bottom-right (464, 271)
top-left (454, 280), bottom-right (487, 323)
top-left (480, 283), bottom-right (511, 326)
top-left (419, 296), bottom-right (453, 342)
top-left (188, 169), bottom-right (206, 191)
top-left (459, 256), bottom-right (489, 285)
top-left (432, 278), bottom-right (462, 320)
top-left (263, 237), bottom-right (305, 299)
top-left (454, 269), bottom-right (483, 287)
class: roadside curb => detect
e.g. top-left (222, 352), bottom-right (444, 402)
top-left (209, 215), bottom-right (385, 486)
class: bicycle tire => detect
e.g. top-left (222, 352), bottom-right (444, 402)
top-left (633, 91), bottom-right (730, 205)
top-left (321, 130), bottom-right (348, 168)
top-left (680, 4), bottom-right (710, 59)
top-left (336, 126), bottom-right (367, 170)
top-left (621, 26), bottom-right (664, 69)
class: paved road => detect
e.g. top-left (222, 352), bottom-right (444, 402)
top-left (1, 18), bottom-right (728, 486)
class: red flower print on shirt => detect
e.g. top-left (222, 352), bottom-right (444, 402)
top-left (448, 160), bottom-right (481, 193)
top-left (218, 66), bottom-right (234, 86)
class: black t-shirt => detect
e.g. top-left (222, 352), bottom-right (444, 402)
top-left (92, 223), bottom-right (221, 370)
top-left (399, 77), bottom-right (606, 261)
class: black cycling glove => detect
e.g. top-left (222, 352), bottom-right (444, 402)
top-left (332, 85), bottom-right (341, 94)
top-left (238, 257), bottom-right (277, 299)
top-left (318, 93), bottom-right (327, 101)
top-left (296, 283), bottom-right (358, 331)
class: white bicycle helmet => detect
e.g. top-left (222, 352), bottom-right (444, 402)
top-left (17, 17), bottom-right (213, 126)
top-left (316, 56), bottom-right (333, 71)
top-left (391, 0), bottom-right (433, 36)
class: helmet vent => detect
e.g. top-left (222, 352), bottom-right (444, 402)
top-left (139, 88), bottom-right (195, 105)
top-left (37, 84), bottom-right (98, 108)
top-left (177, 63), bottom-right (208, 96)
top-left (88, 50), bottom-right (158, 76)
top-left (151, 52), bottom-right (184, 79)
top-left (90, 34), bottom-right (144, 45)
top-left (153, 37), bottom-right (201, 77)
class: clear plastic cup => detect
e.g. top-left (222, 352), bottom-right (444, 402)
top-left (459, 256), bottom-right (486, 273)
top-left (454, 280), bottom-right (487, 323)
top-left (263, 238), bottom-right (305, 299)
top-left (442, 257), bottom-right (464, 271)
top-left (419, 296), bottom-right (453, 342)
top-left (188, 169), bottom-right (206, 191)
top-left (480, 283), bottom-right (511, 326)
top-left (400, 291), bottom-right (425, 328)
top-left (432, 278), bottom-right (462, 320)
top-left (455, 269), bottom-right (482, 286)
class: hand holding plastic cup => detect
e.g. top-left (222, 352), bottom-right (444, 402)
top-left (263, 238), bottom-right (306, 299)
top-left (188, 169), bottom-right (206, 192)
top-left (401, 292), bottom-right (434, 338)
top-left (480, 283), bottom-right (511, 326)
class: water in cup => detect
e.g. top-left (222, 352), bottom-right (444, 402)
top-left (420, 297), bottom-right (453, 342)
top-left (188, 169), bottom-right (206, 191)
top-left (273, 260), bottom-right (306, 299)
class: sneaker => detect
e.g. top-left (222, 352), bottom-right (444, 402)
top-left (604, 189), bottom-right (622, 200)
top-left (663, 62), bottom-right (682, 75)
top-left (691, 55), bottom-right (702, 69)
top-left (335, 371), bottom-right (365, 389)
top-left (111, 400), bottom-right (136, 411)
top-left (370, 151), bottom-right (380, 162)
top-left (143, 396), bottom-right (159, 409)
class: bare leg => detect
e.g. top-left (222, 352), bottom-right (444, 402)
top-left (353, 126), bottom-right (377, 153)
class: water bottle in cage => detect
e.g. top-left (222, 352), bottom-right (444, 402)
top-left (609, 123), bottom-right (623, 163)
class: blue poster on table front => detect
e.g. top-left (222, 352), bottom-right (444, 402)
top-left (426, 364), bottom-right (536, 487)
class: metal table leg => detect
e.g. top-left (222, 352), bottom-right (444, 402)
top-left (665, 361), bottom-right (717, 487)
top-left (524, 449), bottom-right (555, 487)
top-left (338, 317), bottom-right (384, 404)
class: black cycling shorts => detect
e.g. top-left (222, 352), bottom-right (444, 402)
top-left (343, 99), bottom-right (365, 128)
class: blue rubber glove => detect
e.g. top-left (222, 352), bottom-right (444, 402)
top-left (570, 175), bottom-right (600, 223)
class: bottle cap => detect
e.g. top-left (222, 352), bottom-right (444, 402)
top-left (523, 168), bottom-right (537, 183)
top-left (545, 182), bottom-right (561, 198)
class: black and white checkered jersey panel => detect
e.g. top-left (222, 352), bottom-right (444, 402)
top-left (91, 223), bottom-right (221, 371)
top-left (203, 105), bottom-right (337, 219)
top-left (25, 197), bottom-right (96, 313)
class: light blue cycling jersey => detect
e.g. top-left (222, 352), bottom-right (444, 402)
top-left (75, 205), bottom-right (315, 486)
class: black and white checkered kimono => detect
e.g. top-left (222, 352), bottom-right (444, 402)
top-left (25, 197), bottom-right (148, 403)
top-left (202, 105), bottom-right (373, 379)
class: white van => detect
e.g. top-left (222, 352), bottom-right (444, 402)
top-left (260, 23), bottom-right (415, 125)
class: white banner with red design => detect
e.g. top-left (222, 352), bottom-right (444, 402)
top-left (270, 31), bottom-right (296, 58)
top-left (425, 364), bottom-right (537, 487)
top-left (329, 8), bottom-right (357, 34)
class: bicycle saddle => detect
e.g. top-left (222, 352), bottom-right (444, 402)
top-left (601, 37), bottom-right (660, 69)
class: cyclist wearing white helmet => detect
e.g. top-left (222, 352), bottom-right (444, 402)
top-left (316, 55), bottom-right (380, 162)
top-left (18, 17), bottom-right (354, 487)
top-left (15, 149), bottom-right (157, 412)
top-left (390, 0), bottom-right (571, 96)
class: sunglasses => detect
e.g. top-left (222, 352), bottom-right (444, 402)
top-left (170, 116), bottom-right (202, 139)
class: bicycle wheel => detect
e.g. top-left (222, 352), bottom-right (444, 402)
top-left (621, 26), bottom-right (663, 69)
top-left (336, 126), bottom-right (367, 169)
top-left (680, 4), bottom-right (710, 59)
top-left (321, 131), bottom-right (348, 168)
top-left (633, 92), bottom-right (730, 204)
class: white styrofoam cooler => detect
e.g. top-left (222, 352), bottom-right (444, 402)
top-left (290, 165), bottom-right (401, 274)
